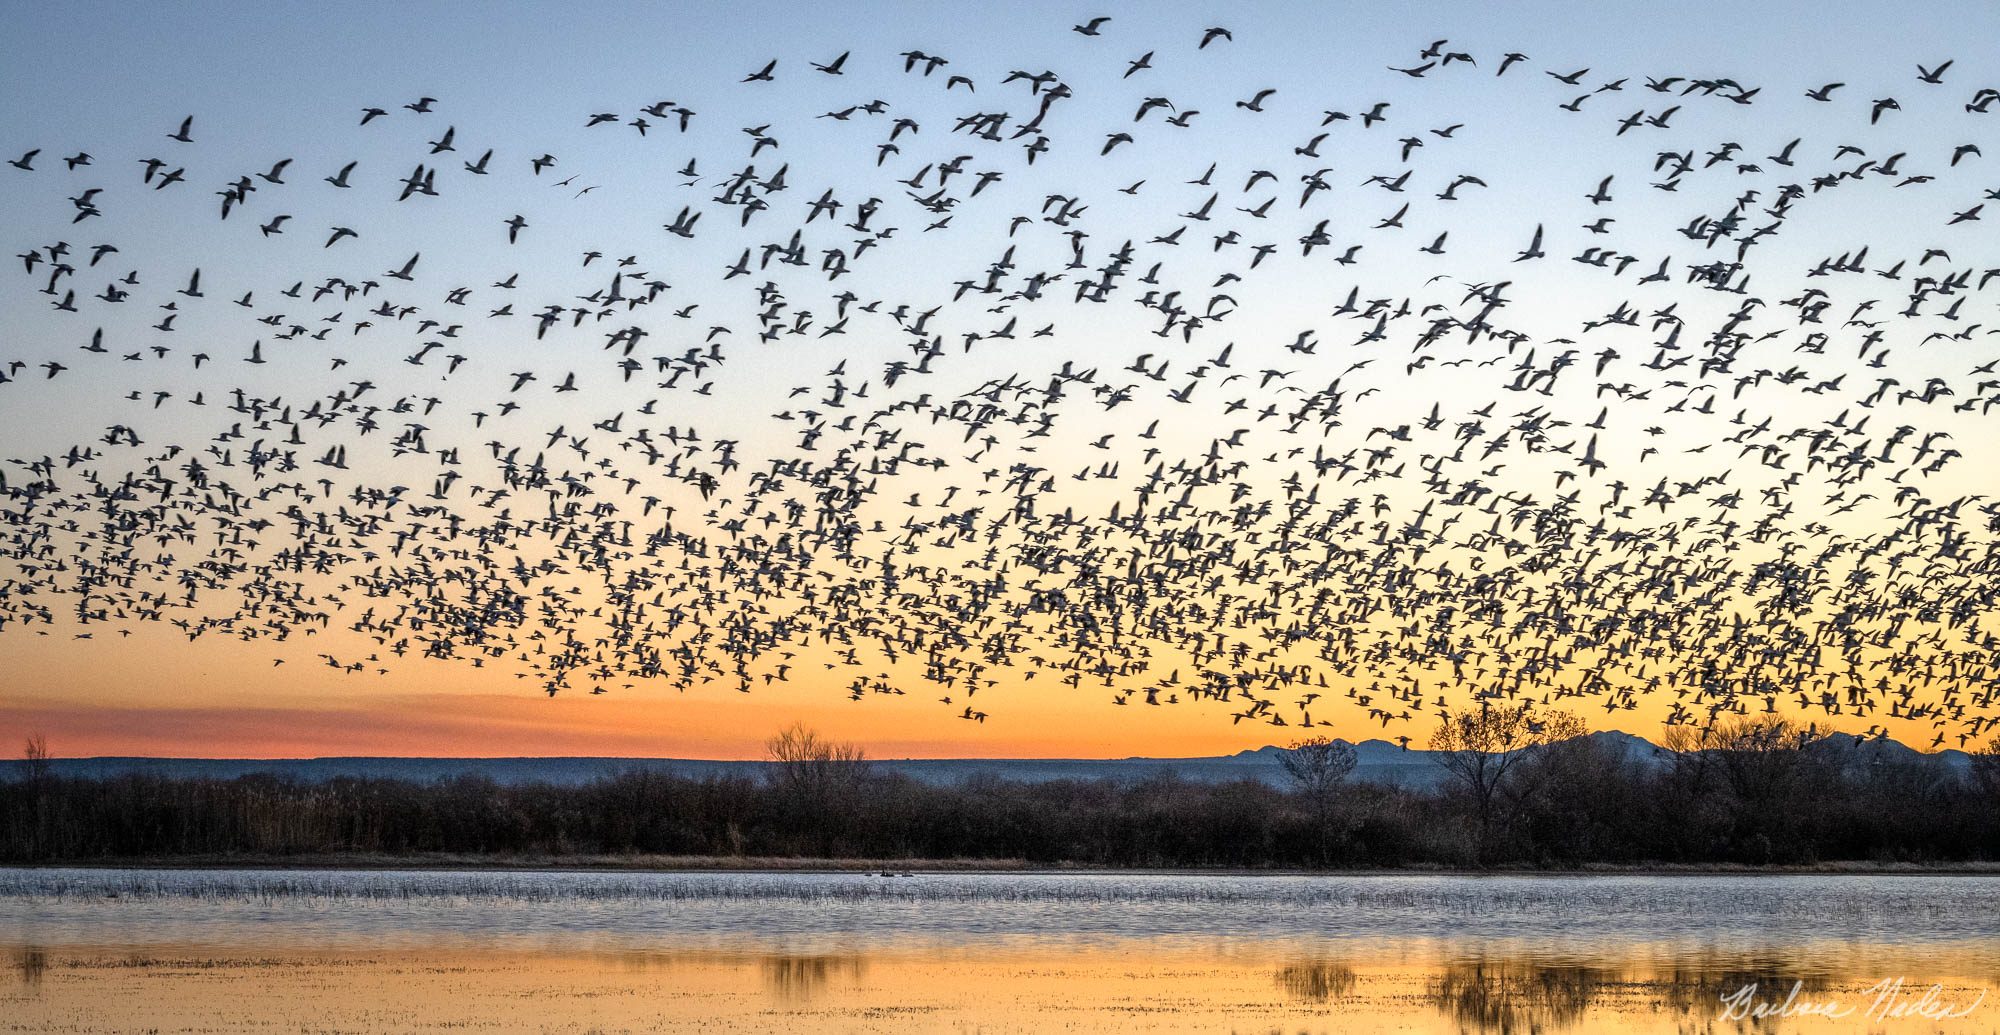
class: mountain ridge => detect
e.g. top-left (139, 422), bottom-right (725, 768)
top-left (15, 730), bottom-right (1974, 791)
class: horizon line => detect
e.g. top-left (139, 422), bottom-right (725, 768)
top-left (20, 728), bottom-right (1977, 766)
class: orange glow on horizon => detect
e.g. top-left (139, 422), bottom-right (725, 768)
top-left (0, 690), bottom-right (1296, 761)
top-left (3, 551), bottom-right (1965, 762)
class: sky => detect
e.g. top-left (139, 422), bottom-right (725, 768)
top-left (2, 0), bottom-right (1998, 759)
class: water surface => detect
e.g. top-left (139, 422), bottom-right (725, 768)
top-left (3, 869), bottom-right (1994, 1032)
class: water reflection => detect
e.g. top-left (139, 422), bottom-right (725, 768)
top-left (1428, 960), bottom-right (1610, 1034)
top-left (1654, 964), bottom-right (1835, 1017)
top-left (1413, 957), bottom-right (1854, 1034)
top-left (2, 940), bottom-right (1986, 1034)
top-left (1274, 959), bottom-right (1356, 1002)
top-left (1, 871), bottom-right (1995, 1033)
top-left (760, 952), bottom-right (865, 999)
top-left (15, 945), bottom-right (45, 988)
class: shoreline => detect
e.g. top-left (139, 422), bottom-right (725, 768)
top-left (5, 854), bottom-right (1998, 876)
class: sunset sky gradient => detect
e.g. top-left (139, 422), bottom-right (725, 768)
top-left (4, 0), bottom-right (1997, 760)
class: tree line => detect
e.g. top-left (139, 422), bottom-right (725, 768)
top-left (5, 717), bottom-right (1998, 867)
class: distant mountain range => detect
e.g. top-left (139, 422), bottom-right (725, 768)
top-left (18, 730), bottom-right (1974, 790)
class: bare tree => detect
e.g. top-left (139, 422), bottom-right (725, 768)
top-left (1429, 703), bottom-right (1583, 862)
top-left (1969, 736), bottom-right (2000, 802)
top-left (1280, 736), bottom-right (1356, 863)
top-left (21, 732), bottom-right (50, 785)
top-left (764, 723), bottom-right (871, 856)
top-left (766, 723), bottom-right (870, 789)
top-left (1659, 723), bottom-right (1720, 788)
top-left (1281, 736), bottom-right (1357, 797)
top-left (18, 733), bottom-right (52, 859)
top-left (1705, 716), bottom-right (1822, 862)
top-left (1653, 722), bottom-right (1732, 858)
top-left (1711, 717), bottom-right (1813, 804)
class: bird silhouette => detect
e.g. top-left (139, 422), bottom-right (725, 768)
top-left (0, 11), bottom-right (1995, 763)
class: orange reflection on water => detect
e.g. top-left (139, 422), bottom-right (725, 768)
top-left (4, 941), bottom-right (1994, 1034)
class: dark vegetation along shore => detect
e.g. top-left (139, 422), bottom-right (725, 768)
top-left (7, 716), bottom-right (1999, 869)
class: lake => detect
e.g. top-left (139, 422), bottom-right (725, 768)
top-left (3, 869), bottom-right (1995, 1033)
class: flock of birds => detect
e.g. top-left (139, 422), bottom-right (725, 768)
top-left (5, 18), bottom-right (2000, 751)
